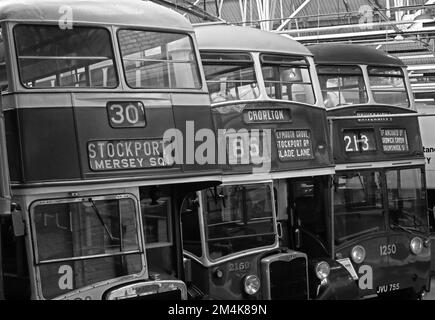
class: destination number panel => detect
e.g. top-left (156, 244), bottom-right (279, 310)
top-left (107, 101), bottom-right (146, 128)
top-left (342, 129), bottom-right (376, 153)
top-left (341, 128), bottom-right (410, 154)
top-left (226, 130), bottom-right (271, 165)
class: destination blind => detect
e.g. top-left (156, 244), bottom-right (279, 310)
top-left (87, 139), bottom-right (171, 171)
top-left (380, 128), bottom-right (409, 152)
top-left (275, 129), bottom-right (314, 161)
top-left (356, 111), bottom-right (392, 122)
top-left (243, 108), bottom-right (291, 123)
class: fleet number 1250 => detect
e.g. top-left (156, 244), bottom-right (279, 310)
top-left (380, 244), bottom-right (396, 256)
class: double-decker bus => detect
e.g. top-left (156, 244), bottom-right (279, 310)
top-left (179, 24), bottom-right (358, 300)
top-left (414, 91), bottom-right (435, 272)
top-left (309, 43), bottom-right (431, 299)
top-left (0, 0), bottom-right (221, 300)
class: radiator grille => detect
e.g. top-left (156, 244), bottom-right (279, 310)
top-left (269, 257), bottom-right (308, 300)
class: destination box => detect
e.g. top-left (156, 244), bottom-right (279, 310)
top-left (342, 128), bottom-right (377, 153)
top-left (243, 108), bottom-right (291, 123)
top-left (380, 128), bottom-right (409, 153)
top-left (356, 111), bottom-right (392, 122)
top-left (87, 139), bottom-right (171, 171)
top-left (275, 129), bottom-right (314, 161)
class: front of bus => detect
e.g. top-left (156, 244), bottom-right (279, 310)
top-left (310, 44), bottom-right (431, 299)
top-left (177, 24), bottom-right (354, 300)
top-left (0, 0), bottom-right (220, 300)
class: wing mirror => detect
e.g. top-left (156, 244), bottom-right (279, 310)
top-left (183, 257), bottom-right (192, 283)
top-left (295, 228), bottom-right (301, 249)
top-left (11, 203), bottom-right (25, 237)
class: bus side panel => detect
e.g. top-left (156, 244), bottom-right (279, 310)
top-left (188, 259), bottom-right (210, 299)
top-left (387, 233), bottom-right (431, 295)
top-left (416, 103), bottom-right (435, 272)
top-left (211, 102), bottom-right (332, 175)
top-left (172, 100), bottom-right (219, 174)
top-left (336, 236), bottom-right (389, 298)
top-left (330, 106), bottom-right (424, 165)
top-left (4, 109), bottom-right (23, 182)
top-left (190, 254), bottom-right (263, 300)
top-left (15, 107), bottom-right (81, 182)
top-left (72, 94), bottom-right (185, 179)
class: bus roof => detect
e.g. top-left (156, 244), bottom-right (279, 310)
top-left (308, 44), bottom-right (405, 67)
top-left (0, 0), bottom-right (193, 31)
top-left (194, 24), bottom-right (311, 56)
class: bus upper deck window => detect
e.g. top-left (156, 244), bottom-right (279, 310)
top-left (200, 52), bottom-right (259, 103)
top-left (317, 66), bottom-right (368, 108)
top-left (368, 67), bottom-right (409, 108)
top-left (260, 54), bottom-right (315, 104)
top-left (118, 30), bottom-right (201, 90)
top-left (0, 29), bottom-right (8, 92)
top-left (14, 25), bottom-right (118, 89)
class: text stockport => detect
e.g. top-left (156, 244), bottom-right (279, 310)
top-left (88, 140), bottom-right (166, 159)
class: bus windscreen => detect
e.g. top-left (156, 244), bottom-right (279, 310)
top-left (204, 184), bottom-right (276, 261)
top-left (333, 171), bottom-right (385, 245)
top-left (32, 196), bottom-right (142, 299)
top-left (386, 168), bottom-right (428, 233)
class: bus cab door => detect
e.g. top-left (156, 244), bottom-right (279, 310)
top-left (139, 186), bottom-right (182, 282)
top-left (283, 177), bottom-right (330, 259)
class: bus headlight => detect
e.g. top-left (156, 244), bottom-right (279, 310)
top-left (410, 237), bottom-right (423, 255)
top-left (351, 245), bottom-right (366, 264)
top-left (315, 261), bottom-right (330, 280)
top-left (243, 275), bottom-right (260, 295)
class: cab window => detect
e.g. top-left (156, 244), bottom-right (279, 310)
top-left (140, 186), bottom-right (177, 277)
top-left (386, 168), bottom-right (428, 232)
top-left (203, 184), bottom-right (276, 261)
top-left (333, 171), bottom-right (385, 245)
top-left (32, 195), bottom-right (142, 299)
top-left (180, 192), bottom-right (202, 257)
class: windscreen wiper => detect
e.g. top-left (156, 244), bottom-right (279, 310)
top-left (88, 198), bottom-right (115, 241)
top-left (390, 223), bottom-right (425, 238)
